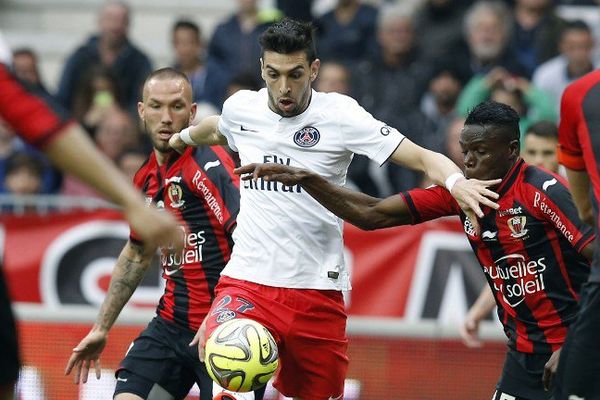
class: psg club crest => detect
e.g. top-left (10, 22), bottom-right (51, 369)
top-left (293, 126), bottom-right (320, 148)
top-left (166, 176), bottom-right (185, 208)
top-left (508, 216), bottom-right (528, 238)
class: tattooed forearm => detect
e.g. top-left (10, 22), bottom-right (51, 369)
top-left (95, 241), bottom-right (153, 331)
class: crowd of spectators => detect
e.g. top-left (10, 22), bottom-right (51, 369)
top-left (3, 0), bottom-right (600, 205)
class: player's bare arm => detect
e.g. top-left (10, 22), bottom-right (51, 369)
top-left (45, 124), bottom-right (183, 253)
top-left (169, 115), bottom-right (227, 152)
top-left (460, 285), bottom-right (496, 348)
top-left (564, 168), bottom-right (595, 226)
top-left (65, 240), bottom-right (155, 384)
top-left (235, 163), bottom-right (412, 229)
top-left (389, 138), bottom-right (500, 231)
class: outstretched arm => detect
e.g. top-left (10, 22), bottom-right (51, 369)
top-left (235, 163), bottom-right (412, 230)
top-left (388, 139), bottom-right (500, 233)
top-left (65, 240), bottom-right (155, 384)
top-left (169, 115), bottom-right (227, 152)
top-left (564, 168), bottom-right (594, 227)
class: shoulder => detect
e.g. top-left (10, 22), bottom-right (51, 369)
top-left (132, 154), bottom-right (153, 187)
top-left (316, 91), bottom-right (361, 111)
top-left (223, 89), bottom-right (263, 112)
top-left (522, 164), bottom-right (566, 191)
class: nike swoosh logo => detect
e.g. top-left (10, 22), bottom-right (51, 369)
top-left (164, 267), bottom-right (182, 276)
top-left (240, 126), bottom-right (258, 132)
top-left (542, 178), bottom-right (557, 191)
top-left (482, 230), bottom-right (497, 239)
top-left (568, 396), bottom-right (585, 400)
top-left (117, 377), bottom-right (128, 382)
top-left (204, 160), bottom-right (221, 171)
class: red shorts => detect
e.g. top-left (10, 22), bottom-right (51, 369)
top-left (205, 276), bottom-right (348, 400)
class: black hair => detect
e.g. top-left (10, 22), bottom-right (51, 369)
top-left (5, 152), bottom-right (43, 178)
top-left (12, 47), bottom-right (37, 60)
top-left (465, 100), bottom-right (520, 143)
top-left (259, 18), bottom-right (317, 63)
top-left (228, 72), bottom-right (263, 92)
top-left (172, 19), bottom-right (201, 38)
top-left (562, 19), bottom-right (591, 36)
top-left (525, 120), bottom-right (558, 140)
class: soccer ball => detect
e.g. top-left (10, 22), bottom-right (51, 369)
top-left (205, 318), bottom-right (279, 392)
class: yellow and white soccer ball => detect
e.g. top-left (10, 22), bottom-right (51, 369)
top-left (205, 318), bottom-right (279, 392)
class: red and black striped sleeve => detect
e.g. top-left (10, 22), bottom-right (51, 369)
top-left (0, 63), bottom-right (74, 148)
top-left (400, 185), bottom-right (461, 223)
top-left (558, 78), bottom-right (586, 171)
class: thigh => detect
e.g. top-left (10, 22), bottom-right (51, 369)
top-left (555, 282), bottom-right (600, 399)
top-left (274, 289), bottom-right (348, 400)
top-left (116, 319), bottom-right (196, 399)
top-left (0, 272), bottom-right (19, 387)
top-left (114, 369), bottom-right (196, 400)
top-left (496, 350), bottom-right (553, 400)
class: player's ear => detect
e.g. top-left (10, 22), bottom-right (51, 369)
top-left (137, 101), bottom-right (145, 121)
top-left (310, 59), bottom-right (320, 82)
top-left (509, 139), bottom-right (520, 159)
top-left (189, 102), bottom-right (197, 124)
top-left (260, 58), bottom-right (266, 80)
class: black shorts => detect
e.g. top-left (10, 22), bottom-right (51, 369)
top-left (496, 349), bottom-right (554, 400)
top-left (115, 317), bottom-right (266, 400)
top-left (555, 282), bottom-right (600, 400)
top-left (115, 317), bottom-right (213, 400)
top-left (0, 269), bottom-right (20, 388)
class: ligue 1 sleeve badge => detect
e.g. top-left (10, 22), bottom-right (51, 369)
top-left (293, 126), bottom-right (320, 148)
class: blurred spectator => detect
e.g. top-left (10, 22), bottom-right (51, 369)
top-left (277, 0), bottom-right (314, 22)
top-left (522, 120), bottom-right (559, 172)
top-left (0, 118), bottom-right (61, 194)
top-left (11, 48), bottom-right (52, 95)
top-left (445, 116), bottom-right (467, 170)
top-left (206, 0), bottom-right (276, 104)
top-left (413, 0), bottom-right (469, 63)
top-left (351, 4), bottom-right (435, 193)
top-left (510, 0), bottom-right (567, 78)
top-left (71, 66), bottom-right (121, 134)
top-left (420, 67), bottom-right (465, 153)
top-left (315, 62), bottom-right (350, 94)
top-left (117, 148), bottom-right (147, 182)
top-left (57, 1), bottom-right (152, 115)
top-left (3, 152), bottom-right (43, 196)
top-left (532, 20), bottom-right (598, 114)
top-left (170, 19), bottom-right (227, 110)
top-left (62, 109), bottom-right (137, 198)
top-left (457, 67), bottom-right (556, 135)
top-left (452, 1), bottom-right (527, 81)
top-left (314, 0), bottom-right (378, 63)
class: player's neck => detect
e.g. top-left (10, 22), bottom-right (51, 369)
top-left (155, 149), bottom-right (177, 166)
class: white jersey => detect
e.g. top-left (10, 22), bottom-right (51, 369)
top-left (218, 88), bottom-right (404, 290)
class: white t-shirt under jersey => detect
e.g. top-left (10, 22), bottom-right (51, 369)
top-left (218, 88), bottom-right (404, 290)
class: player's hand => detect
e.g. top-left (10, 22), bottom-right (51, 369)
top-left (451, 178), bottom-right (501, 234)
top-left (190, 317), bottom-right (208, 362)
top-left (65, 329), bottom-right (108, 384)
top-left (123, 203), bottom-right (184, 255)
top-left (460, 314), bottom-right (483, 348)
top-left (234, 163), bottom-right (306, 186)
top-left (543, 347), bottom-right (561, 391)
top-left (169, 132), bottom-right (188, 154)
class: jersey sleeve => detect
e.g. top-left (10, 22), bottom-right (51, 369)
top-left (193, 148), bottom-right (240, 236)
top-left (217, 93), bottom-right (240, 152)
top-left (337, 95), bottom-right (405, 166)
top-left (0, 64), bottom-right (74, 148)
top-left (525, 171), bottom-right (594, 252)
top-left (557, 84), bottom-right (586, 171)
top-left (401, 185), bottom-right (461, 224)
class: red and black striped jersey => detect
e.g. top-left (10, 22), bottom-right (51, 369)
top-left (130, 146), bottom-right (240, 332)
top-left (0, 63), bottom-right (73, 147)
top-left (558, 69), bottom-right (600, 282)
top-left (402, 159), bottom-right (593, 354)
